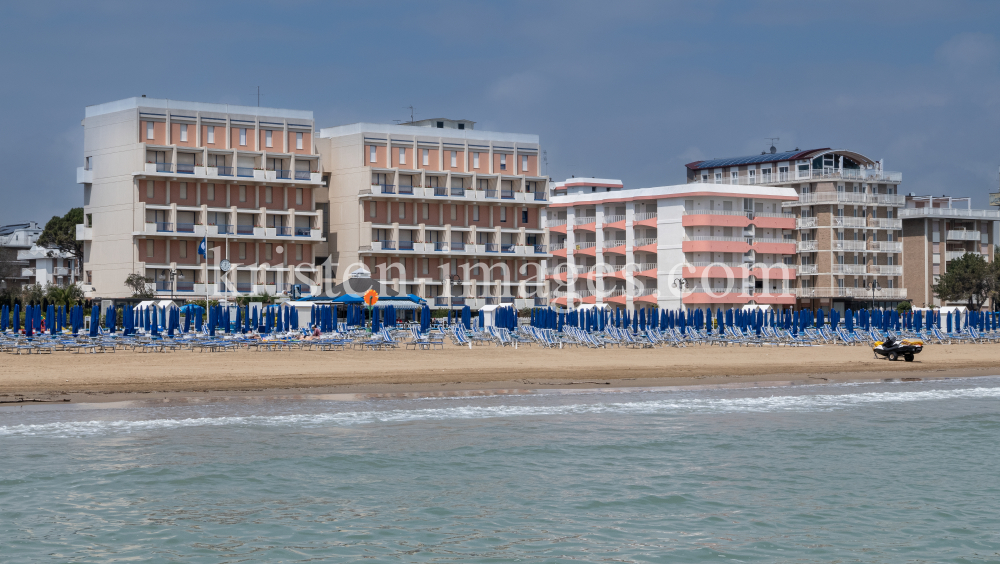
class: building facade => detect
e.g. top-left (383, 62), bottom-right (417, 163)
top-left (315, 119), bottom-right (550, 309)
top-left (77, 97), bottom-right (325, 299)
top-left (544, 178), bottom-right (799, 311)
top-left (901, 195), bottom-right (999, 307)
top-left (686, 148), bottom-right (906, 311)
top-left (0, 222), bottom-right (78, 289)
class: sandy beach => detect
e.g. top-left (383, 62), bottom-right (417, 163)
top-left (0, 341), bottom-right (997, 404)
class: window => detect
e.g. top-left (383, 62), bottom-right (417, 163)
top-left (748, 170), bottom-right (756, 183)
top-left (180, 124), bottom-right (188, 142)
top-left (501, 207), bottom-right (507, 222)
top-left (730, 171), bottom-right (738, 182)
top-left (370, 202), bottom-right (377, 218)
top-left (296, 132), bottom-right (303, 150)
top-left (146, 121), bottom-right (154, 140)
top-left (715, 173), bottom-right (722, 183)
top-left (207, 184), bottom-right (215, 200)
top-left (500, 154), bottom-right (507, 170)
top-left (265, 244), bottom-right (273, 261)
top-left (422, 149), bottom-right (429, 166)
top-left (370, 146), bottom-right (377, 163)
top-left (422, 203), bottom-right (428, 220)
top-left (295, 244), bottom-right (303, 261)
top-left (239, 185), bottom-right (246, 202)
top-left (146, 239), bottom-right (154, 257)
top-left (473, 205), bottom-right (480, 221)
top-left (239, 243), bottom-right (246, 260)
top-left (399, 202), bottom-right (405, 219)
top-left (265, 186), bottom-right (272, 204)
top-left (179, 241), bottom-right (188, 259)
top-left (450, 205), bottom-right (457, 221)
top-left (265, 130), bottom-right (272, 148)
top-left (437, 121), bottom-right (444, 128)
top-left (398, 147), bottom-right (406, 165)
top-left (451, 151), bottom-right (457, 168)
top-left (422, 258), bottom-right (429, 275)
top-left (522, 208), bottom-right (528, 223)
top-left (239, 128), bottom-right (247, 146)
top-left (473, 152), bottom-right (480, 168)
top-left (85, 156), bottom-right (92, 170)
top-left (207, 127), bottom-right (215, 144)
top-left (684, 200), bottom-right (694, 211)
top-left (146, 181), bottom-right (154, 198)
top-left (522, 155), bottom-right (528, 172)
top-left (179, 183), bottom-right (187, 200)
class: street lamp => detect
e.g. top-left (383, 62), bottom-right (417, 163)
top-left (671, 278), bottom-right (687, 289)
top-left (868, 279), bottom-right (881, 311)
top-left (168, 269), bottom-right (178, 301)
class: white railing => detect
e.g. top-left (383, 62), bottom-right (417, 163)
top-left (636, 262), bottom-right (658, 272)
top-left (683, 209), bottom-right (746, 216)
top-left (787, 193), bottom-right (905, 206)
top-left (602, 239), bottom-right (627, 248)
top-left (549, 242), bottom-right (566, 251)
top-left (683, 261), bottom-right (747, 268)
top-left (869, 218), bottom-right (902, 230)
top-left (869, 265), bottom-right (902, 275)
top-left (572, 241), bottom-right (597, 249)
top-left (633, 212), bottom-right (657, 221)
top-left (832, 217), bottom-right (866, 228)
top-left (700, 168), bottom-right (902, 186)
top-left (52, 267), bottom-right (70, 276)
top-left (753, 237), bottom-right (793, 245)
top-left (899, 207), bottom-right (1000, 219)
top-left (946, 230), bottom-right (981, 241)
top-left (635, 288), bottom-right (659, 297)
top-left (869, 241), bottom-right (902, 252)
top-left (796, 217), bottom-right (818, 228)
top-left (797, 241), bottom-right (818, 252)
top-left (797, 287), bottom-right (907, 299)
top-left (833, 240), bottom-right (867, 251)
top-left (799, 264), bottom-right (818, 275)
top-left (633, 237), bottom-right (657, 246)
top-left (572, 216), bottom-right (597, 226)
top-left (545, 219), bottom-right (567, 228)
top-left (602, 214), bottom-right (625, 224)
top-left (688, 236), bottom-right (745, 242)
top-left (946, 250), bottom-right (983, 261)
top-left (754, 211), bottom-right (795, 218)
top-left (832, 264), bottom-right (867, 275)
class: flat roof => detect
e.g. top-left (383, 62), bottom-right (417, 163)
top-left (85, 97), bottom-right (313, 120)
top-left (319, 122), bottom-right (538, 144)
top-left (549, 182), bottom-right (799, 207)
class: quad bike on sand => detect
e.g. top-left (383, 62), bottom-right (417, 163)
top-left (872, 336), bottom-right (923, 362)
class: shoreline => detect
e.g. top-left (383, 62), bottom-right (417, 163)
top-left (1, 343), bottom-right (998, 407)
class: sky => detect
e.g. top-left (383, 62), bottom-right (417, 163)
top-left (2, 0), bottom-right (1000, 226)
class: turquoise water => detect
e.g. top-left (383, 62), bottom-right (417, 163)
top-left (3, 378), bottom-right (1000, 563)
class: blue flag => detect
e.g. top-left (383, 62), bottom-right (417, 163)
top-left (197, 236), bottom-right (207, 256)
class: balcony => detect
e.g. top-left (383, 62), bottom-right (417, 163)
top-left (796, 217), bottom-right (818, 228)
top-left (947, 230), bottom-right (981, 241)
top-left (156, 281), bottom-right (171, 292)
top-left (237, 224), bottom-right (255, 235)
top-left (398, 184), bottom-right (415, 195)
top-left (295, 170), bottom-right (311, 181)
top-left (799, 264), bottom-right (817, 275)
top-left (533, 244), bottom-right (547, 254)
top-left (373, 183), bottom-right (395, 194)
top-left (869, 218), bottom-right (902, 230)
top-left (634, 212), bottom-right (657, 221)
top-left (869, 265), bottom-right (902, 275)
top-left (545, 219), bottom-right (567, 228)
top-left (399, 240), bottom-right (414, 251)
top-left (946, 250), bottom-right (983, 261)
top-left (633, 237), bottom-right (657, 247)
top-left (796, 287), bottom-right (908, 299)
top-left (869, 241), bottom-right (902, 253)
top-left (177, 282), bottom-right (195, 292)
top-left (533, 191), bottom-right (547, 201)
top-left (797, 241), bottom-right (818, 252)
top-left (832, 264), bottom-right (867, 275)
top-left (217, 224), bottom-right (234, 235)
top-left (236, 167), bottom-right (254, 178)
top-left (500, 244), bottom-right (516, 253)
top-left (602, 239), bottom-right (627, 249)
top-left (788, 193), bottom-right (906, 207)
top-left (707, 168), bottom-right (902, 186)
top-left (275, 226), bottom-right (292, 236)
top-left (76, 224), bottom-right (93, 241)
top-left (236, 282), bottom-right (253, 293)
top-left (485, 243), bottom-right (499, 253)
top-left (832, 217), bottom-right (866, 228)
top-left (21, 267), bottom-right (36, 277)
top-left (76, 167), bottom-right (94, 184)
top-left (379, 240), bottom-right (396, 250)
top-left (177, 222), bottom-right (195, 233)
top-left (176, 163), bottom-right (195, 174)
top-left (155, 221), bottom-right (173, 232)
top-left (274, 169), bottom-right (291, 180)
top-left (295, 227), bottom-right (311, 237)
top-left (485, 189), bottom-right (498, 198)
top-left (217, 166), bottom-right (234, 177)
top-left (52, 267), bottom-right (70, 276)
top-left (832, 240), bottom-right (866, 251)
top-left (899, 207), bottom-right (1000, 219)
top-left (603, 214), bottom-right (626, 224)
top-left (154, 163), bottom-right (173, 173)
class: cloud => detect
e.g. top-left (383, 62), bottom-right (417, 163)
top-left (936, 32), bottom-right (1000, 69)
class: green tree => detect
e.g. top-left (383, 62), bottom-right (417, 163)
top-left (932, 253), bottom-right (995, 311)
top-left (46, 283), bottom-right (85, 307)
top-left (125, 273), bottom-right (155, 298)
top-left (37, 207), bottom-right (84, 264)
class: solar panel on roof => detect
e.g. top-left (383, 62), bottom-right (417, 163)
top-left (694, 150), bottom-right (806, 170)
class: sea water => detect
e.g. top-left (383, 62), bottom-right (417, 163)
top-left (2, 377), bottom-right (1000, 563)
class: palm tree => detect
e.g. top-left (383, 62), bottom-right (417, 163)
top-left (46, 283), bottom-right (84, 307)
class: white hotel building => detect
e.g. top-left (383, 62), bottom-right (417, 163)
top-left (544, 178), bottom-right (799, 311)
top-left (77, 98), bottom-right (325, 299)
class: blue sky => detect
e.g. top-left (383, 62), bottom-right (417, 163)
top-left (2, 0), bottom-right (1000, 225)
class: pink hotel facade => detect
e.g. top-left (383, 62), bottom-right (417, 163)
top-left (544, 178), bottom-right (799, 310)
top-left (77, 98), bottom-right (325, 299)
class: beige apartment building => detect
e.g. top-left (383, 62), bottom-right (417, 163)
top-left (901, 195), bottom-right (999, 307)
top-left (686, 147), bottom-right (906, 312)
top-left (315, 119), bottom-right (550, 309)
top-left (77, 97), bottom-right (325, 299)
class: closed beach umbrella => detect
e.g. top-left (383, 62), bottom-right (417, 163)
top-left (817, 309), bottom-right (825, 329)
top-left (845, 308), bottom-right (854, 332)
top-left (47, 304), bottom-right (56, 335)
top-left (946, 311), bottom-right (952, 333)
top-left (88, 305), bottom-right (98, 337)
top-left (13, 304), bottom-right (20, 332)
top-left (26, 305), bottom-right (34, 337)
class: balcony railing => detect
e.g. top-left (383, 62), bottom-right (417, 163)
top-left (799, 264), bottom-right (818, 275)
top-left (704, 168), bottom-right (903, 186)
top-left (217, 224), bottom-right (234, 235)
top-left (899, 207), bottom-right (1000, 219)
top-left (52, 267), bottom-right (70, 276)
top-left (236, 282), bottom-right (252, 293)
top-left (399, 240), bottom-right (414, 251)
top-left (633, 212), bottom-right (657, 221)
top-left (434, 296), bottom-right (449, 306)
top-left (788, 193), bottom-right (906, 207)
top-left (433, 186), bottom-right (448, 197)
top-left (483, 297), bottom-right (498, 305)
top-left (379, 240), bottom-right (396, 250)
top-left (795, 217), bottom-right (817, 228)
top-left (603, 214), bottom-right (625, 224)
top-left (451, 241), bottom-right (466, 251)
top-left (636, 262), bottom-right (658, 272)
top-left (275, 226), bottom-right (292, 236)
top-left (295, 227), bottom-right (311, 237)
top-left (869, 218), bottom-right (902, 230)
top-left (177, 222), bottom-right (195, 233)
top-left (831, 217), bottom-right (866, 228)
top-left (533, 191), bottom-right (547, 201)
top-left (602, 239), bottom-right (627, 248)
top-left (633, 237), bottom-right (657, 247)
top-left (869, 265), bottom-right (902, 275)
top-left (533, 244), bottom-right (547, 254)
top-left (501, 190), bottom-right (515, 199)
top-left (832, 264), bottom-right (867, 275)
top-left (947, 230), bottom-right (981, 241)
top-left (237, 224), bottom-right (254, 235)
top-left (687, 236), bottom-right (745, 242)
top-left (434, 241), bottom-right (450, 251)
top-left (373, 183), bottom-right (395, 194)
top-left (797, 241), bottom-right (818, 252)
top-left (155, 163), bottom-right (173, 173)
top-left (500, 244), bottom-right (515, 253)
top-left (869, 241), bottom-right (902, 253)
top-left (549, 242), bottom-right (566, 251)
top-left (573, 241), bottom-right (598, 250)
top-left (156, 281), bottom-right (171, 291)
top-left (946, 250), bottom-right (982, 261)
top-left (176, 163), bottom-right (195, 174)
top-left (485, 189), bottom-right (498, 198)
top-left (155, 222), bottom-right (173, 232)
top-left (833, 240), bottom-right (867, 251)
top-left (275, 169), bottom-right (291, 180)
top-left (545, 219), bottom-right (567, 228)
top-left (217, 166), bottom-right (233, 176)
top-left (485, 243), bottom-right (499, 253)
top-left (236, 167), bottom-right (254, 177)
top-left (177, 282), bottom-right (194, 292)
top-left (452, 186), bottom-right (465, 196)
top-left (295, 170), bottom-right (311, 181)
top-left (500, 296), bottom-right (515, 304)
top-left (398, 184), bottom-right (415, 195)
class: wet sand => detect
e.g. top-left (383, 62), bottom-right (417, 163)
top-left (0, 341), bottom-right (997, 404)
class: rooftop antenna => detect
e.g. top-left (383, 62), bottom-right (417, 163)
top-left (405, 105), bottom-right (414, 123)
top-left (542, 150), bottom-right (548, 175)
top-left (257, 86), bottom-right (260, 107)
top-left (766, 137), bottom-right (779, 154)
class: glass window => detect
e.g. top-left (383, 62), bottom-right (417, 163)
top-left (422, 149), bottom-right (429, 166)
top-left (179, 241), bottom-right (187, 259)
top-left (370, 202), bottom-right (376, 218)
top-left (239, 128), bottom-right (247, 146)
top-left (296, 132), bottom-right (303, 150)
top-left (473, 152), bottom-right (480, 168)
top-left (451, 151), bottom-right (457, 168)
top-left (207, 127), bottom-right (215, 144)
top-left (179, 183), bottom-right (187, 200)
top-left (296, 188), bottom-right (303, 205)
top-left (239, 185), bottom-right (246, 202)
top-left (473, 206), bottom-right (480, 221)
top-left (399, 147), bottom-right (406, 166)
top-left (146, 239), bottom-right (154, 257)
top-left (265, 186), bottom-right (272, 204)
top-left (266, 130), bottom-right (272, 148)
top-left (146, 121), bottom-right (154, 140)
top-left (370, 146), bottom-right (377, 163)
top-left (146, 181), bottom-right (154, 198)
top-left (207, 184), bottom-right (215, 200)
top-left (500, 154), bottom-right (507, 170)
top-left (180, 124), bottom-right (188, 142)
